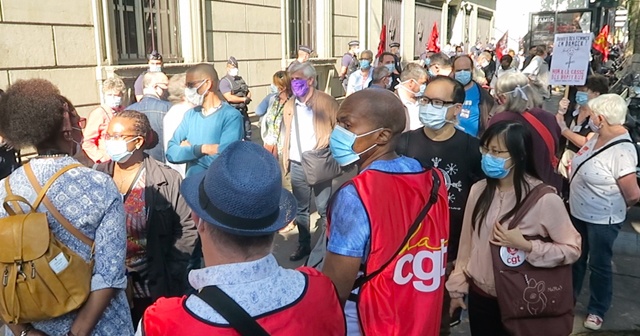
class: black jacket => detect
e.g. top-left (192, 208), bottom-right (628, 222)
top-left (96, 155), bottom-right (197, 300)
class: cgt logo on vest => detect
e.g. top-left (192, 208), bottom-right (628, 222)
top-left (392, 232), bottom-right (448, 293)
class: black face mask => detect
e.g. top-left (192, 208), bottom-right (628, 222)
top-left (159, 88), bottom-right (169, 101)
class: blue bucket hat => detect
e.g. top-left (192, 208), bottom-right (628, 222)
top-left (181, 141), bottom-right (296, 236)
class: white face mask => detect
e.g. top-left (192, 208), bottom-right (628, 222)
top-left (229, 68), bottom-right (239, 77)
top-left (184, 80), bottom-right (207, 106)
top-left (104, 95), bottom-right (122, 109)
top-left (149, 64), bottom-right (162, 72)
top-left (105, 137), bottom-right (140, 163)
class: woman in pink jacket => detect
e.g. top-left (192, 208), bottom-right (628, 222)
top-left (447, 120), bottom-right (581, 335)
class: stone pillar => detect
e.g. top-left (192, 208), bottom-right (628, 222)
top-left (441, 0), bottom-right (450, 47)
top-left (401, 0), bottom-right (416, 62)
top-left (317, 0), bottom-right (333, 59)
top-left (368, 0), bottom-right (384, 55)
top-left (469, 5), bottom-right (478, 46)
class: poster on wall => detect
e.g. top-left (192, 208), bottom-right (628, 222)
top-left (549, 33), bottom-right (593, 86)
top-left (529, 10), bottom-right (593, 48)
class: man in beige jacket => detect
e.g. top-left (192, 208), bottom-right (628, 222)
top-left (283, 62), bottom-right (339, 261)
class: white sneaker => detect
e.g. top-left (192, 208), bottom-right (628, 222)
top-left (584, 314), bottom-right (603, 330)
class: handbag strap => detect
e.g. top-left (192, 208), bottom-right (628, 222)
top-left (570, 139), bottom-right (633, 183)
top-left (292, 101), bottom-right (304, 161)
top-left (352, 169), bottom-right (441, 289)
top-left (501, 184), bottom-right (556, 230)
top-left (24, 163), bottom-right (94, 248)
top-left (521, 111), bottom-right (558, 167)
top-left (197, 286), bottom-right (270, 336)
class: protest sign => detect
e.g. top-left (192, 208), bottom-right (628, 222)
top-left (549, 33), bottom-right (593, 86)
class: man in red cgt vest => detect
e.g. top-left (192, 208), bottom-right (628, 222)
top-left (323, 89), bottom-right (450, 336)
top-left (138, 141), bottom-right (345, 336)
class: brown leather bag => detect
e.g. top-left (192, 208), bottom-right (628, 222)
top-left (490, 184), bottom-right (574, 336)
top-left (0, 163), bottom-right (94, 323)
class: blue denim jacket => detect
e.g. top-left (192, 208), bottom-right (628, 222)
top-left (126, 95), bottom-right (172, 162)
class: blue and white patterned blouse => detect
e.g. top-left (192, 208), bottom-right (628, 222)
top-left (0, 157), bottom-right (134, 336)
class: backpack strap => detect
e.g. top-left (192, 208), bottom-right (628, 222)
top-left (24, 163), bottom-right (94, 248)
top-left (3, 178), bottom-right (32, 215)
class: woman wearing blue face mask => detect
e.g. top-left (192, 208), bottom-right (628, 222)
top-left (96, 110), bottom-right (197, 327)
top-left (555, 75), bottom-right (609, 181)
top-left (447, 120), bottom-right (581, 336)
top-left (346, 50), bottom-right (374, 96)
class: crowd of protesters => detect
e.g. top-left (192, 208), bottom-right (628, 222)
top-left (0, 37), bottom-right (636, 336)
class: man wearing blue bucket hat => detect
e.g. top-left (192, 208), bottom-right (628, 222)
top-left (138, 141), bottom-right (346, 335)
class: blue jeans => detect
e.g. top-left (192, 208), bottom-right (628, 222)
top-left (289, 161), bottom-right (332, 248)
top-left (571, 216), bottom-right (622, 318)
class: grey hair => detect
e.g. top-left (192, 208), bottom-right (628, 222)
top-left (400, 63), bottom-right (427, 82)
top-left (102, 77), bottom-right (126, 94)
top-left (495, 72), bottom-right (542, 113)
top-left (288, 61), bottom-right (317, 79)
top-left (372, 66), bottom-right (391, 83)
top-left (587, 93), bottom-right (628, 125)
top-left (168, 73), bottom-right (187, 104)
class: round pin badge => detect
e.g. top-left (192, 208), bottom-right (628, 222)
top-left (499, 246), bottom-right (526, 267)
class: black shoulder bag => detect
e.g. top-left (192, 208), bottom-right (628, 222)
top-left (197, 286), bottom-right (270, 336)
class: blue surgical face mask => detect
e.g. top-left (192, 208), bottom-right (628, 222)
top-left (424, 58), bottom-right (431, 66)
top-left (105, 137), bottom-right (140, 163)
top-left (481, 153), bottom-right (512, 179)
top-left (329, 125), bottom-right (383, 166)
top-left (360, 59), bottom-right (371, 69)
top-left (575, 91), bottom-right (589, 106)
top-left (428, 67), bottom-right (437, 78)
top-left (588, 117), bottom-right (602, 133)
top-left (418, 82), bottom-right (427, 96)
top-left (419, 104), bottom-right (453, 130)
top-left (269, 84), bottom-right (279, 94)
top-left (454, 70), bottom-right (472, 86)
top-left (385, 64), bottom-right (395, 73)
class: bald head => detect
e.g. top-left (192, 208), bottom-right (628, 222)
top-left (340, 89), bottom-right (406, 135)
top-left (187, 63), bottom-right (220, 83)
top-left (142, 72), bottom-right (168, 89)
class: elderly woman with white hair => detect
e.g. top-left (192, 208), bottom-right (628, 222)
top-left (488, 72), bottom-right (563, 192)
top-left (569, 93), bottom-right (640, 331)
top-left (82, 76), bottom-right (127, 164)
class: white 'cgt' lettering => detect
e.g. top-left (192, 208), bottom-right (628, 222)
top-left (392, 239), bottom-right (447, 292)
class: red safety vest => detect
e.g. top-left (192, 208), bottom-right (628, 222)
top-left (141, 267), bottom-right (345, 336)
top-left (329, 168), bottom-right (449, 336)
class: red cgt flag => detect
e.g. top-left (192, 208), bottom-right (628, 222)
top-left (496, 31), bottom-right (508, 60)
top-left (593, 25), bottom-right (609, 62)
top-left (427, 22), bottom-right (440, 53)
top-left (377, 24), bottom-right (387, 59)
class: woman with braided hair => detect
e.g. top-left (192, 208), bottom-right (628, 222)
top-left (95, 110), bottom-right (197, 326)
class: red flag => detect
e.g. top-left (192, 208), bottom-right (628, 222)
top-left (495, 31), bottom-right (508, 60)
top-left (376, 24), bottom-right (387, 59)
top-left (427, 23), bottom-right (440, 53)
top-left (593, 25), bottom-right (609, 62)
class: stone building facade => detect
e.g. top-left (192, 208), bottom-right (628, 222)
top-left (0, 0), bottom-right (495, 116)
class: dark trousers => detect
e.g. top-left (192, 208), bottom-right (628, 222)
top-left (468, 286), bottom-right (509, 336)
top-left (571, 215), bottom-right (622, 317)
top-left (130, 297), bottom-right (153, 327)
top-left (289, 161), bottom-right (332, 248)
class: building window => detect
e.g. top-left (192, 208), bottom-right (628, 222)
top-left (112, 0), bottom-right (181, 63)
top-left (288, 0), bottom-right (316, 59)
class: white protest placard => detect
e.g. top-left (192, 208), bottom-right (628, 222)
top-left (549, 33), bottom-right (593, 86)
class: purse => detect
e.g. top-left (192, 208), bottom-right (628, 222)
top-left (490, 184), bottom-right (574, 336)
top-left (292, 103), bottom-right (342, 186)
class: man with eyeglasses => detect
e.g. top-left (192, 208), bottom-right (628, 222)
top-left (166, 63), bottom-right (244, 178)
top-left (346, 50), bottom-right (374, 96)
top-left (397, 76), bottom-right (484, 335)
top-left (126, 71), bottom-right (172, 163)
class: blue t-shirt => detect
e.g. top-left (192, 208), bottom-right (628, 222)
top-left (327, 156), bottom-right (424, 260)
top-left (458, 83), bottom-right (481, 137)
top-left (166, 104), bottom-right (244, 177)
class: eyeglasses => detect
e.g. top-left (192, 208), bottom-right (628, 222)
top-left (103, 134), bottom-right (141, 141)
top-left (77, 117), bottom-right (87, 129)
top-left (418, 97), bottom-right (456, 109)
top-left (480, 146), bottom-right (510, 156)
